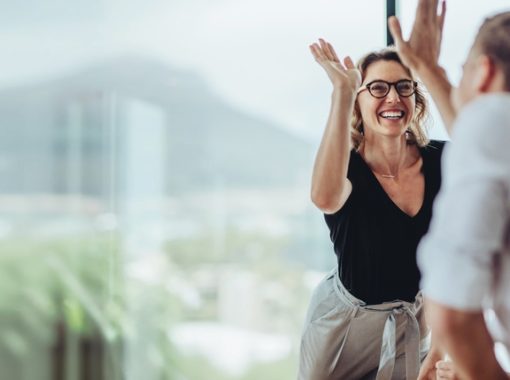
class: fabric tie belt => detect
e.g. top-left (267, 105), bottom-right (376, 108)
top-left (366, 303), bottom-right (421, 380)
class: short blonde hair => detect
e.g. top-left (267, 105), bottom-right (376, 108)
top-left (351, 47), bottom-right (430, 150)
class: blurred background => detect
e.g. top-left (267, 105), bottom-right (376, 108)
top-left (0, 1), bottom-right (508, 379)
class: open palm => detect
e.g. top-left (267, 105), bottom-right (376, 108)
top-left (388, 0), bottom-right (446, 72)
top-left (309, 38), bottom-right (361, 94)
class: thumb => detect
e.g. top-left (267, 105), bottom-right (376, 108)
top-left (388, 16), bottom-right (405, 48)
top-left (343, 56), bottom-right (355, 69)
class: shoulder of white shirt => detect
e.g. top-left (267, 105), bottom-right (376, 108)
top-left (452, 93), bottom-right (510, 137)
top-left (460, 93), bottom-right (510, 117)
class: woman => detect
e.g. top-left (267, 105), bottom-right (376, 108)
top-left (298, 39), bottom-right (446, 380)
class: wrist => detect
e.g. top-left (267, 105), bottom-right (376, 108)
top-left (414, 63), bottom-right (447, 83)
top-left (332, 87), bottom-right (356, 103)
top-left (426, 343), bottom-right (444, 358)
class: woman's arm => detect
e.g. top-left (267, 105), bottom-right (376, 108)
top-left (309, 39), bottom-right (360, 213)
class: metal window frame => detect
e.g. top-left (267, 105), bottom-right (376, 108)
top-left (386, 0), bottom-right (399, 46)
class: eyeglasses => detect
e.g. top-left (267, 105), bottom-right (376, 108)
top-left (358, 79), bottom-right (418, 98)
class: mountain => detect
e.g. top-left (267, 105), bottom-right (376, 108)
top-left (0, 56), bottom-right (313, 196)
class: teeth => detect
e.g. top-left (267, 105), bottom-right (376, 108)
top-left (380, 111), bottom-right (403, 119)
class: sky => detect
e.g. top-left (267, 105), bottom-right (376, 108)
top-left (1, 0), bottom-right (509, 141)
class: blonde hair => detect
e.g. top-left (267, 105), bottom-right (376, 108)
top-left (351, 47), bottom-right (430, 150)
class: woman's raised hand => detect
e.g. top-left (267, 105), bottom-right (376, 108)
top-left (309, 39), bottom-right (361, 95)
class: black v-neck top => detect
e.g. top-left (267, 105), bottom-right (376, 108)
top-left (324, 140), bottom-right (446, 305)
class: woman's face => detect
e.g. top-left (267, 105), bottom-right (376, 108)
top-left (357, 60), bottom-right (416, 140)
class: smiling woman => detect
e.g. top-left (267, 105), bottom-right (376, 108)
top-left (300, 41), bottom-right (447, 379)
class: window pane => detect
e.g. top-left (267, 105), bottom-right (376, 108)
top-left (0, 1), bottom-right (386, 379)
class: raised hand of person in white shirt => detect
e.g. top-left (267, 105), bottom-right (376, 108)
top-left (388, 0), bottom-right (456, 131)
top-left (387, 0), bottom-right (445, 74)
top-left (309, 38), bottom-right (361, 96)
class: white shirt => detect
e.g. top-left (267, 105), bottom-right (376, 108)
top-left (418, 94), bottom-right (510, 356)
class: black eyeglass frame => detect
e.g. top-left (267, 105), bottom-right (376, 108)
top-left (358, 79), bottom-right (418, 98)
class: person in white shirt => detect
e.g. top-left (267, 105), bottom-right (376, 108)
top-left (389, 0), bottom-right (510, 379)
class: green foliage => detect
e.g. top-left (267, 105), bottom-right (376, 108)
top-left (0, 227), bottom-right (310, 379)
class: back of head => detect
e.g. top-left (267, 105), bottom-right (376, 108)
top-left (474, 11), bottom-right (510, 90)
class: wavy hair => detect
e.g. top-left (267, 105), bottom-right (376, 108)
top-left (351, 47), bottom-right (430, 150)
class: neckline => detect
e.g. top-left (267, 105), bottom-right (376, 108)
top-left (356, 146), bottom-right (428, 219)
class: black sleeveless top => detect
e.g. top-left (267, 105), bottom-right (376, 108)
top-left (324, 140), bottom-right (446, 305)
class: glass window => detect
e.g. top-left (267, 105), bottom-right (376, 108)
top-left (0, 1), bottom-right (386, 379)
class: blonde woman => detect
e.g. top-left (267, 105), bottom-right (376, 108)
top-left (299, 41), bottom-right (446, 380)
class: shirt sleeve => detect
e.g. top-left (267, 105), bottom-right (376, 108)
top-left (418, 95), bottom-right (510, 311)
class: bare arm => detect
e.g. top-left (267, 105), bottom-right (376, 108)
top-left (311, 88), bottom-right (354, 213)
top-left (309, 39), bottom-right (360, 213)
top-left (413, 63), bottom-right (455, 130)
top-left (425, 299), bottom-right (509, 380)
top-left (388, 0), bottom-right (457, 134)
top-left (417, 330), bottom-right (444, 380)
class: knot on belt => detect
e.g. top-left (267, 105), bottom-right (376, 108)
top-left (373, 305), bottom-right (420, 380)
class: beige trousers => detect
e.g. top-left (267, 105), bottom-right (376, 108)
top-left (298, 268), bottom-right (430, 380)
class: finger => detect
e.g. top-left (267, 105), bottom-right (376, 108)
top-left (417, 0), bottom-right (438, 21)
top-left (343, 56), bottom-right (355, 70)
top-left (319, 38), bottom-right (335, 61)
top-left (309, 44), bottom-right (325, 61)
top-left (436, 369), bottom-right (454, 379)
top-left (388, 16), bottom-right (405, 48)
top-left (438, 366), bottom-right (454, 374)
top-left (435, 360), bottom-right (453, 370)
top-left (436, 369), bottom-right (450, 379)
top-left (436, 365), bottom-right (455, 379)
top-left (323, 42), bottom-right (337, 62)
top-left (436, 361), bottom-right (455, 379)
top-left (327, 42), bottom-right (340, 62)
top-left (310, 44), bottom-right (326, 62)
top-left (438, 0), bottom-right (446, 32)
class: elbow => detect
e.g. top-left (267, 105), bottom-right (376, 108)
top-left (310, 190), bottom-right (339, 214)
